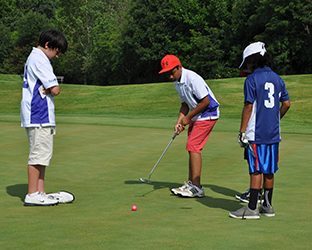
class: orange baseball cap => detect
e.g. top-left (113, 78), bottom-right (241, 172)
top-left (158, 55), bottom-right (181, 74)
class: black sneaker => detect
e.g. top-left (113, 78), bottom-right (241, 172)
top-left (235, 189), bottom-right (263, 203)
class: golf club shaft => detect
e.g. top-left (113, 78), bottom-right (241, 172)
top-left (148, 130), bottom-right (179, 180)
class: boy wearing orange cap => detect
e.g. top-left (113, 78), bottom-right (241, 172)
top-left (159, 55), bottom-right (219, 197)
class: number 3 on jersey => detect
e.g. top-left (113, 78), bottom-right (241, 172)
top-left (264, 82), bottom-right (274, 108)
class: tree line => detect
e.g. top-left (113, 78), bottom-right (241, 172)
top-left (0, 0), bottom-right (311, 85)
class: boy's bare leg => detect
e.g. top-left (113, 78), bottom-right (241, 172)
top-left (28, 165), bottom-right (41, 194)
top-left (263, 174), bottom-right (274, 189)
top-left (250, 171), bottom-right (262, 189)
top-left (188, 157), bottom-right (192, 182)
top-left (38, 166), bottom-right (46, 193)
top-left (189, 151), bottom-right (202, 187)
top-left (261, 174), bottom-right (264, 188)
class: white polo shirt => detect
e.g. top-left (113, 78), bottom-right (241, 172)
top-left (174, 68), bottom-right (220, 121)
top-left (21, 48), bottom-right (59, 127)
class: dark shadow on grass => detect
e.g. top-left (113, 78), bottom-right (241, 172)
top-left (204, 184), bottom-right (239, 198)
top-left (6, 184), bottom-right (28, 202)
top-left (195, 196), bottom-right (242, 212)
top-left (125, 180), bottom-right (243, 211)
top-left (125, 180), bottom-right (182, 197)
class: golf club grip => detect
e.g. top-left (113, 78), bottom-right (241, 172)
top-left (172, 128), bottom-right (180, 140)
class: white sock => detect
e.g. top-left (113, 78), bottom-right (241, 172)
top-left (29, 191), bottom-right (40, 198)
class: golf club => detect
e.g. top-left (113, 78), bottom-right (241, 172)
top-left (248, 143), bottom-right (256, 158)
top-left (140, 129), bottom-right (179, 183)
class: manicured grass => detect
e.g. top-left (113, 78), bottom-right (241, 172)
top-left (0, 74), bottom-right (311, 249)
top-left (1, 73), bottom-right (311, 133)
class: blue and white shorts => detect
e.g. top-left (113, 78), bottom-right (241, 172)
top-left (246, 143), bottom-right (279, 174)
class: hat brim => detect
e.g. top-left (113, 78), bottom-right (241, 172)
top-left (158, 66), bottom-right (176, 74)
top-left (239, 59), bottom-right (245, 69)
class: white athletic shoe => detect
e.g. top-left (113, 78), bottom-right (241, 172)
top-left (24, 192), bottom-right (59, 206)
top-left (46, 191), bottom-right (75, 204)
top-left (171, 181), bottom-right (191, 195)
top-left (177, 182), bottom-right (205, 198)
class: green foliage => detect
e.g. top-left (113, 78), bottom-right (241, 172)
top-left (255, 0), bottom-right (312, 74)
top-left (120, 0), bottom-right (177, 83)
top-left (0, 23), bottom-right (12, 72)
top-left (89, 1), bottom-right (128, 85)
top-left (2, 11), bottom-right (52, 74)
top-left (0, 0), bottom-right (312, 84)
top-left (55, 0), bottom-right (128, 84)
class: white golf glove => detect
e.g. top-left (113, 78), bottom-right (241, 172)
top-left (238, 132), bottom-right (249, 148)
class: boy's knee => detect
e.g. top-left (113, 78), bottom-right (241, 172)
top-left (264, 173), bottom-right (274, 180)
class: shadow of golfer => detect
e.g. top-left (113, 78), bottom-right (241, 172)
top-left (204, 184), bottom-right (239, 198)
top-left (124, 180), bottom-right (182, 197)
top-left (124, 180), bottom-right (242, 211)
top-left (6, 184), bottom-right (28, 202)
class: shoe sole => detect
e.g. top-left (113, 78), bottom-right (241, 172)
top-left (259, 213), bottom-right (275, 217)
top-left (24, 202), bottom-right (59, 207)
top-left (177, 192), bottom-right (205, 198)
top-left (229, 213), bottom-right (260, 219)
top-left (171, 189), bottom-right (179, 195)
top-left (235, 195), bottom-right (249, 203)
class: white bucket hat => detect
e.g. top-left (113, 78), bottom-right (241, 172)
top-left (239, 42), bottom-right (266, 68)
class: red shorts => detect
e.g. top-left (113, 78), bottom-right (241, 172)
top-left (186, 119), bottom-right (217, 153)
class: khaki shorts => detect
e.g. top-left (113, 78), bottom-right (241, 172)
top-left (26, 126), bottom-right (55, 166)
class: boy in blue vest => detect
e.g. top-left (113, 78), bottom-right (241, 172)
top-left (230, 42), bottom-right (290, 219)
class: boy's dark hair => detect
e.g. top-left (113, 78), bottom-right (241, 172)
top-left (245, 52), bottom-right (275, 71)
top-left (38, 29), bottom-right (68, 53)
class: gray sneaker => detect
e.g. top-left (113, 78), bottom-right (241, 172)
top-left (229, 206), bottom-right (260, 219)
top-left (258, 204), bottom-right (275, 217)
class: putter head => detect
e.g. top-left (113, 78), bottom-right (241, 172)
top-left (139, 178), bottom-right (152, 183)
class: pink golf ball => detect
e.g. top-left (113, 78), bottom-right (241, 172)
top-left (132, 205), bottom-right (137, 211)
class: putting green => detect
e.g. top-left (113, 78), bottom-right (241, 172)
top-left (0, 121), bottom-right (311, 249)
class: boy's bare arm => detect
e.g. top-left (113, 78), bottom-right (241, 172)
top-left (175, 103), bottom-right (189, 133)
top-left (182, 96), bottom-right (210, 126)
top-left (240, 102), bottom-right (253, 132)
top-left (280, 100), bottom-right (290, 119)
top-left (43, 85), bottom-right (60, 96)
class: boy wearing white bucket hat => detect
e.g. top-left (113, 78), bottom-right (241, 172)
top-left (230, 42), bottom-right (290, 219)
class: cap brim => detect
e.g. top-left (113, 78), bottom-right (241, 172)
top-left (158, 66), bottom-right (175, 74)
top-left (239, 59), bottom-right (245, 69)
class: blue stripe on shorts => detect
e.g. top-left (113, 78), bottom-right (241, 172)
top-left (247, 143), bottom-right (279, 174)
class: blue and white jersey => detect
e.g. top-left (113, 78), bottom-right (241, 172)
top-left (174, 68), bottom-right (219, 121)
top-left (21, 48), bottom-right (59, 127)
top-left (244, 66), bottom-right (289, 144)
